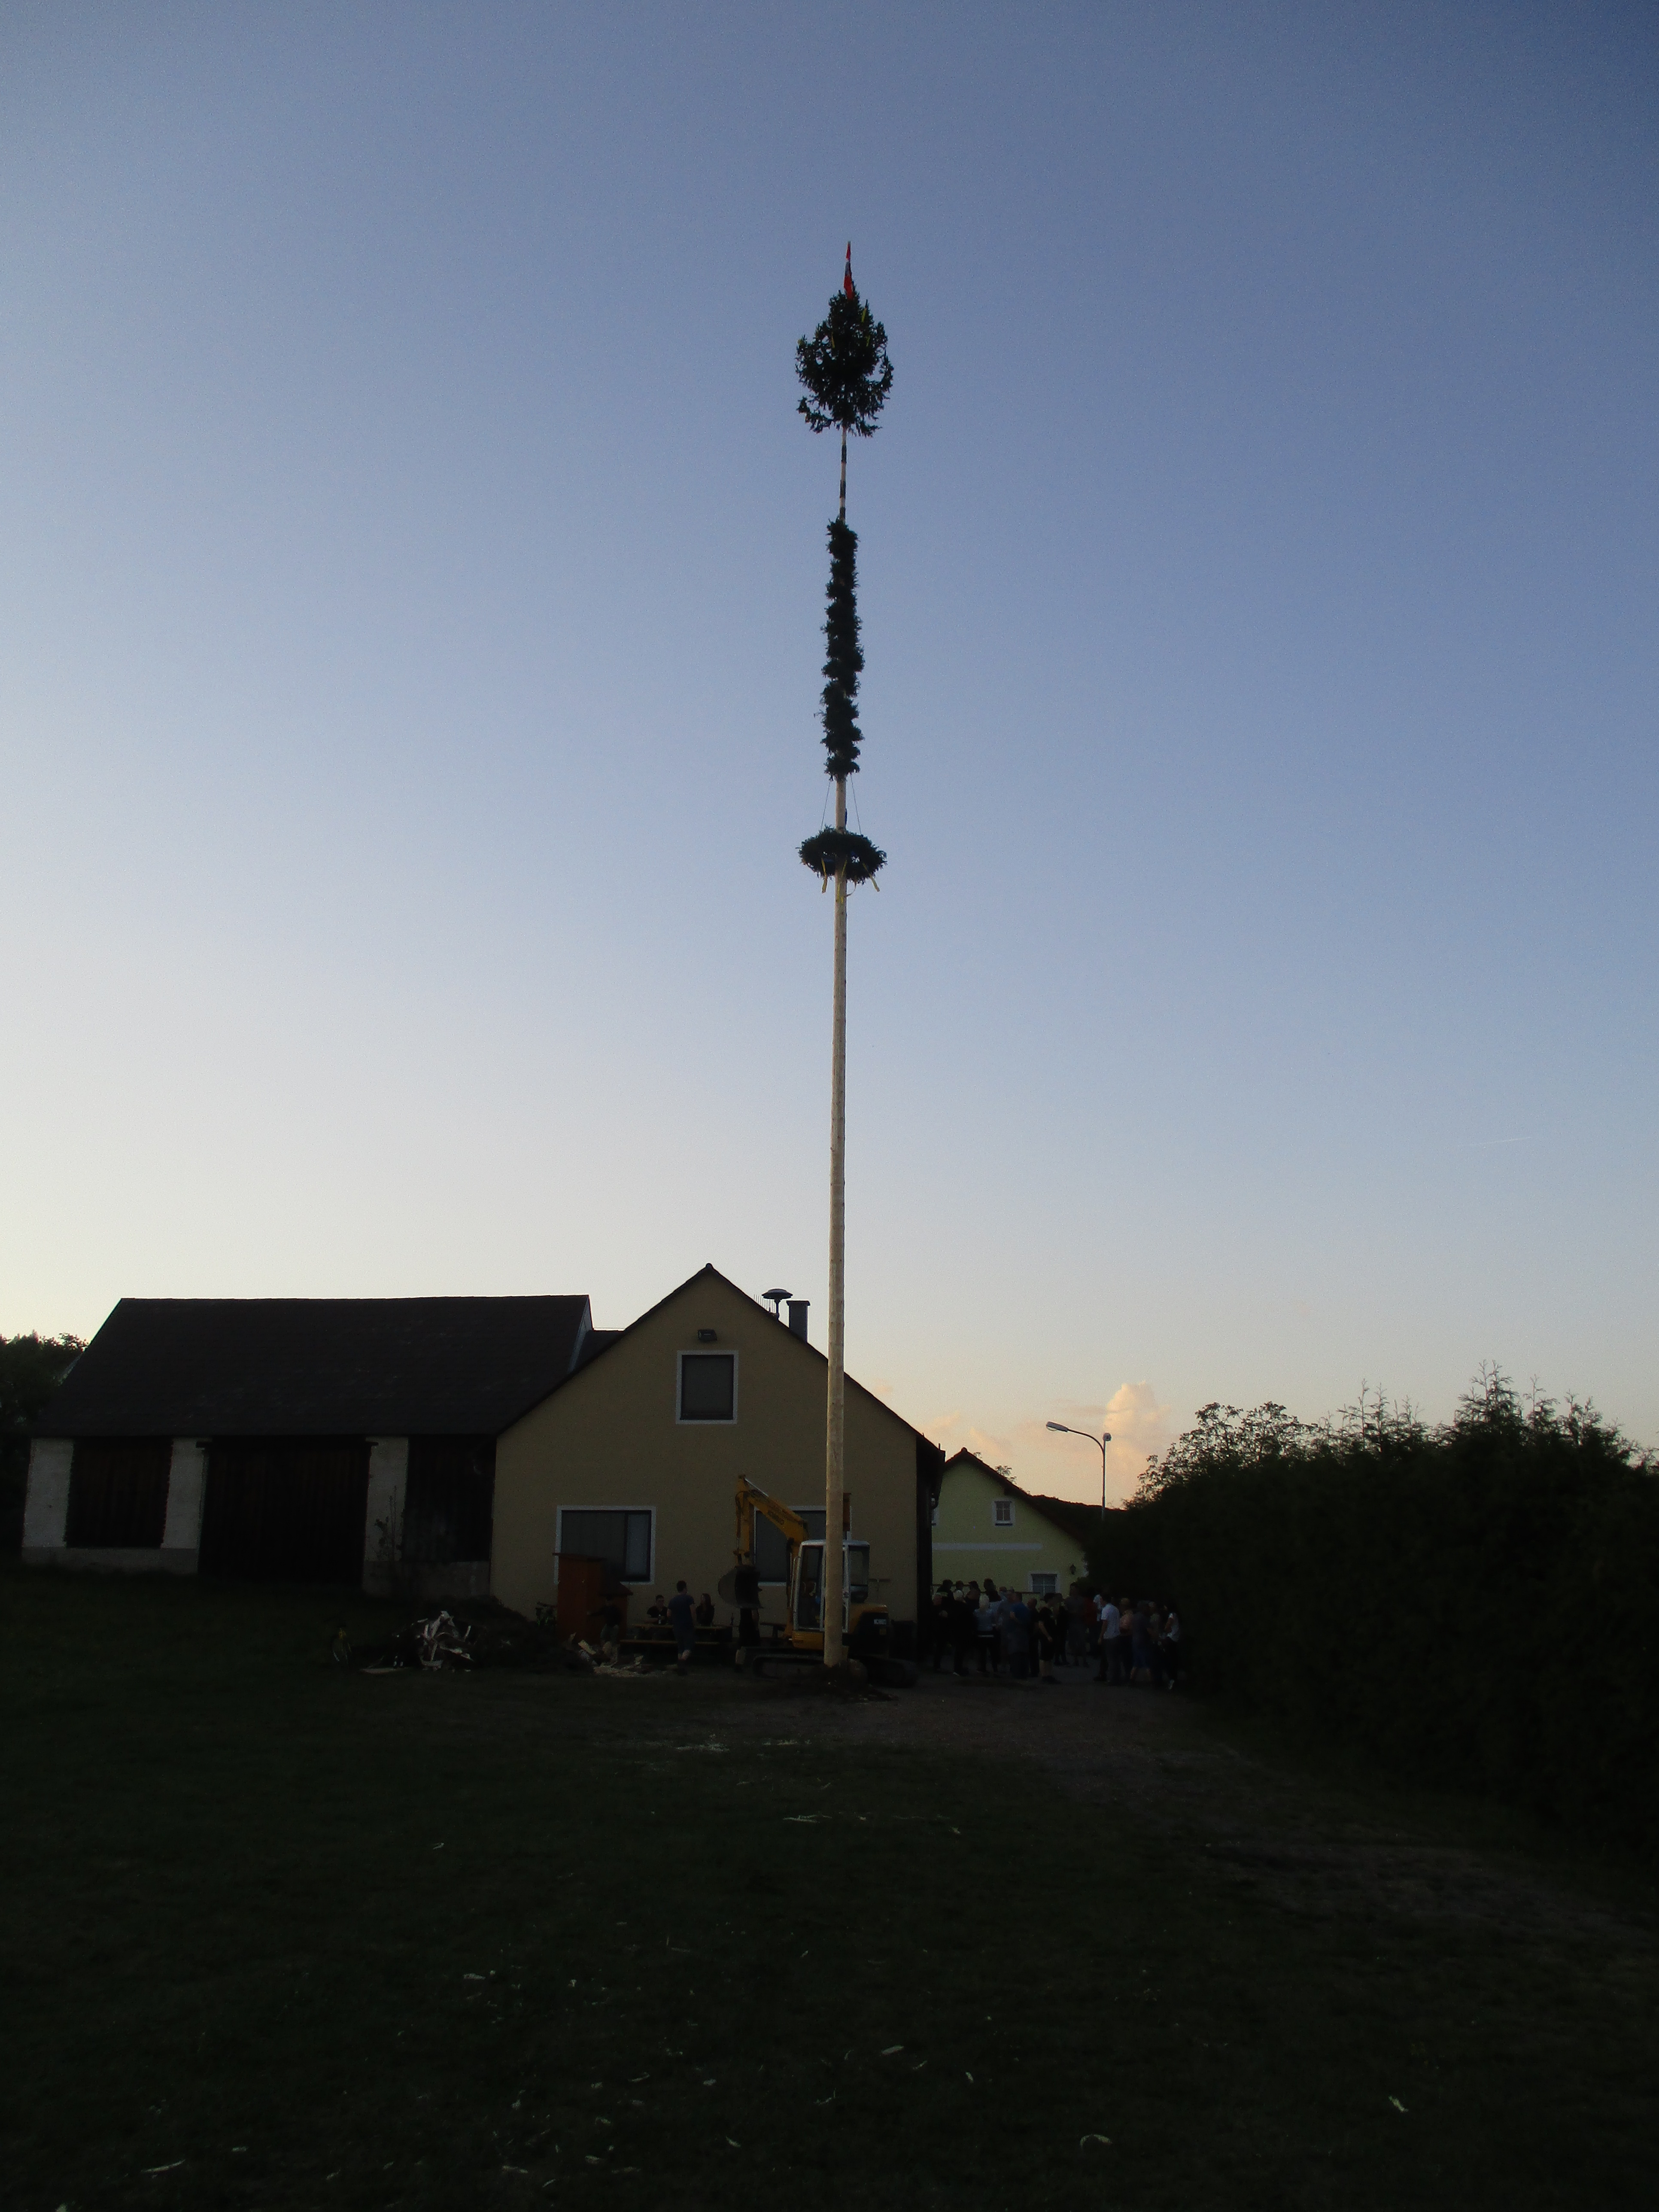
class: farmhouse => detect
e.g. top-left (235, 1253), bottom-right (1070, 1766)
top-left (931, 1448), bottom-right (1100, 1595)
top-left (22, 1266), bottom-right (941, 1646)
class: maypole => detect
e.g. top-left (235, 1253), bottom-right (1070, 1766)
top-left (796, 245), bottom-right (893, 1671)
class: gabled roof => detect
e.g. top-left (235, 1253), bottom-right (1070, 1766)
top-left (33, 1297), bottom-right (594, 1439)
top-left (943, 1448), bottom-right (1103, 1551)
top-left (538, 1263), bottom-right (944, 1457)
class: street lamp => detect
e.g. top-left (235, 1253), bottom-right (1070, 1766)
top-left (1047, 1421), bottom-right (1112, 1529)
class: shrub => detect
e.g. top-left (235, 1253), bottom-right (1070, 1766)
top-left (1089, 1371), bottom-right (1659, 1850)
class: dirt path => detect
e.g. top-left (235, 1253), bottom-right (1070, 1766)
top-left (696, 1664), bottom-right (1657, 1949)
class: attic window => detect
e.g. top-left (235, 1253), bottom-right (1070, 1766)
top-left (993, 1498), bottom-right (1014, 1527)
top-left (678, 1351), bottom-right (737, 1422)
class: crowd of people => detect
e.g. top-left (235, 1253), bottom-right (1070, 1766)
top-left (619, 1577), bottom-right (1184, 1689)
top-left (927, 1580), bottom-right (1182, 1687)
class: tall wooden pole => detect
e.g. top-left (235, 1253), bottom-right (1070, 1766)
top-left (823, 421), bottom-right (849, 1671)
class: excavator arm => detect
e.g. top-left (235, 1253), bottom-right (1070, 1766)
top-left (735, 1478), bottom-right (809, 1565)
top-left (718, 1479), bottom-right (811, 1610)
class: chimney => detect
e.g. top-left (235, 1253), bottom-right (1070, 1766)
top-left (787, 1299), bottom-right (810, 1343)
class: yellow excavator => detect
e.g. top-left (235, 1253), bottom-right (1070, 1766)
top-left (720, 1477), bottom-right (917, 1686)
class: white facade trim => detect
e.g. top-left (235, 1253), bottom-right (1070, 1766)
top-left (364, 1437), bottom-right (410, 1580)
top-left (22, 1438), bottom-right (73, 1550)
top-left (162, 1440), bottom-right (207, 1554)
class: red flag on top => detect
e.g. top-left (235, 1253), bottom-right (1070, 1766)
top-left (843, 243), bottom-right (855, 299)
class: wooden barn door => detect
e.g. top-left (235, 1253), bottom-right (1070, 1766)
top-left (65, 1438), bottom-right (172, 1548)
top-left (199, 1439), bottom-right (370, 1585)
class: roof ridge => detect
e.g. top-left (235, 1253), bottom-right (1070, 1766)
top-left (542, 1264), bottom-right (936, 1444)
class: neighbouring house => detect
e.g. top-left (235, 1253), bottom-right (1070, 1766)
top-left (930, 1448), bottom-right (1101, 1595)
top-left (22, 1266), bottom-right (942, 1647)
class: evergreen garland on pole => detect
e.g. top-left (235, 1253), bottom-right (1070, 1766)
top-left (799, 518), bottom-right (886, 883)
top-left (795, 245), bottom-right (893, 1671)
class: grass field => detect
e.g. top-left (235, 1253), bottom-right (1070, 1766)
top-left (5, 1565), bottom-right (1657, 2211)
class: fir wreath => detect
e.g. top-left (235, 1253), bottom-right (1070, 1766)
top-left (799, 825), bottom-right (887, 884)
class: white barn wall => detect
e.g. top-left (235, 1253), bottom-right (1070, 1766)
top-left (22, 1434), bottom-right (201, 1574)
top-left (21, 1437), bottom-right (72, 1557)
top-left (362, 1437), bottom-right (409, 1594)
top-left (160, 1439), bottom-right (207, 1568)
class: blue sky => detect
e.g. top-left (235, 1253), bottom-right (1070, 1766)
top-left (3, 3), bottom-right (1654, 1495)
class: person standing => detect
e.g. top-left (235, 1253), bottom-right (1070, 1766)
top-left (667, 1580), bottom-right (698, 1675)
top-left (929, 1584), bottom-right (953, 1671)
top-left (1064, 1589), bottom-right (1088, 1667)
top-left (977, 1580), bottom-right (999, 1675)
top-left (1130, 1600), bottom-right (1155, 1686)
top-left (1162, 1604), bottom-right (1183, 1689)
top-left (951, 1584), bottom-right (977, 1677)
top-left (1005, 1589), bottom-right (1033, 1680)
top-left (1035, 1599), bottom-right (1059, 1683)
top-left (1095, 1594), bottom-right (1121, 1685)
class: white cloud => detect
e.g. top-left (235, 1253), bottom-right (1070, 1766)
top-left (923, 1382), bottom-right (1174, 1504)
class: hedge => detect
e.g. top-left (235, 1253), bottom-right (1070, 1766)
top-left (1088, 1373), bottom-right (1659, 1851)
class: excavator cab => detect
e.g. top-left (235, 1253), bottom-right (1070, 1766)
top-left (732, 1477), bottom-right (915, 1684)
top-left (790, 1540), bottom-right (870, 1633)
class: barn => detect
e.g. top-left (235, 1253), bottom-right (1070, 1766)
top-left (21, 1294), bottom-right (592, 1595)
top-left (22, 1267), bottom-right (942, 1643)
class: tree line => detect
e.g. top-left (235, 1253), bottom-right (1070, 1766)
top-left (1089, 1368), bottom-right (1659, 1853)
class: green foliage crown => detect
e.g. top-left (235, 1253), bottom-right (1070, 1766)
top-left (796, 288), bottom-right (893, 438)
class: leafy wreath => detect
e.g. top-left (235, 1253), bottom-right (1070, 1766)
top-left (799, 828), bottom-right (887, 885)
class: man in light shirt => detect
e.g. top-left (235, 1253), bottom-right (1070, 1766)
top-left (1095, 1594), bottom-right (1121, 1685)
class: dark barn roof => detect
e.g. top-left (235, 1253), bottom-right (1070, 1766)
top-left (34, 1297), bottom-right (594, 1439)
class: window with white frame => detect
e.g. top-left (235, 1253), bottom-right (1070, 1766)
top-left (993, 1498), bottom-right (1014, 1527)
top-left (678, 1350), bottom-right (737, 1422)
top-left (558, 1508), bottom-right (653, 1582)
top-left (1029, 1572), bottom-right (1059, 1596)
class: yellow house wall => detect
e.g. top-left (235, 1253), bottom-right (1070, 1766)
top-left (492, 1271), bottom-right (921, 1628)
top-left (930, 1460), bottom-right (1089, 1592)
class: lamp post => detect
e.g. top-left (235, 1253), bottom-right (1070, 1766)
top-left (1046, 1422), bottom-right (1112, 1530)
